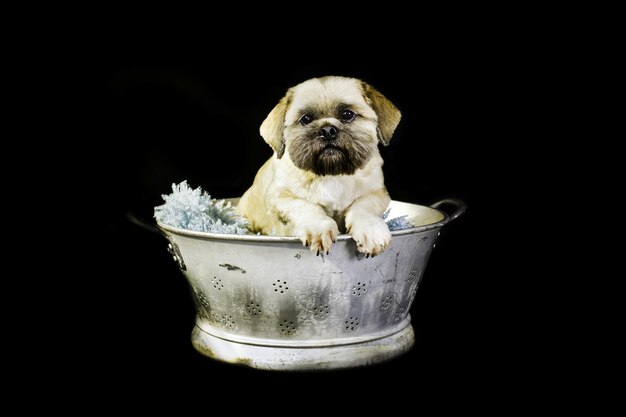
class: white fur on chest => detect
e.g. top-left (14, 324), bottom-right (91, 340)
top-left (307, 176), bottom-right (362, 213)
top-left (275, 154), bottom-right (385, 217)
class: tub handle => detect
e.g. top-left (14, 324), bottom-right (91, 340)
top-left (430, 198), bottom-right (466, 225)
top-left (127, 211), bottom-right (188, 271)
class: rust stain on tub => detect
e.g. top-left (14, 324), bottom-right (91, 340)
top-left (236, 357), bottom-right (254, 367)
top-left (219, 263), bottom-right (246, 273)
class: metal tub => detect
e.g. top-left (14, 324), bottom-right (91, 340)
top-left (156, 199), bottom-right (465, 370)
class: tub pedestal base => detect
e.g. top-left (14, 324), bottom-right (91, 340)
top-left (191, 324), bottom-right (415, 371)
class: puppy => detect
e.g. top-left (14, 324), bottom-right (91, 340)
top-left (238, 76), bottom-right (401, 256)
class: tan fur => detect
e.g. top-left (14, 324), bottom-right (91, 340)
top-left (259, 91), bottom-right (293, 158)
top-left (238, 76), bottom-right (401, 256)
top-left (360, 82), bottom-right (402, 145)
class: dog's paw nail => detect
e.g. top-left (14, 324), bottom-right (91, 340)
top-left (326, 250), bottom-right (329, 255)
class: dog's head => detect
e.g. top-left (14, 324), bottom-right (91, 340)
top-left (260, 76), bottom-right (401, 176)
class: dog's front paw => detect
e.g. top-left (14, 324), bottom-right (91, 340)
top-left (296, 218), bottom-right (339, 255)
top-left (349, 217), bottom-right (391, 257)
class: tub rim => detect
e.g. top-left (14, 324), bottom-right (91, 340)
top-left (155, 198), bottom-right (465, 242)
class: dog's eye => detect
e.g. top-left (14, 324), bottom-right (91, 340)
top-left (340, 109), bottom-right (356, 122)
top-left (299, 114), bottom-right (314, 125)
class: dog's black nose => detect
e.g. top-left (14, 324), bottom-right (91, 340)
top-left (319, 125), bottom-right (338, 140)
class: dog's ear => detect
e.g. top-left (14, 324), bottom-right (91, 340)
top-left (260, 90), bottom-right (293, 159)
top-left (361, 82), bottom-right (402, 146)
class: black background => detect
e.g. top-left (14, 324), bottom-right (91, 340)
top-left (56, 31), bottom-right (540, 401)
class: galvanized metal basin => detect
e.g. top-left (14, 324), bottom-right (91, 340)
top-left (156, 199), bottom-right (465, 370)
